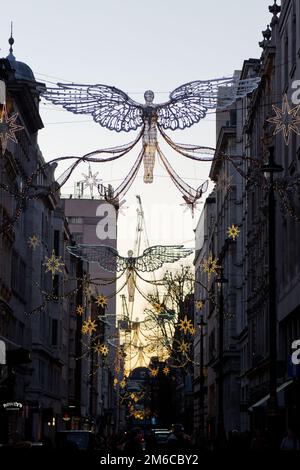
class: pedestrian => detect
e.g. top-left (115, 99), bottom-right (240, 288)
top-left (280, 428), bottom-right (300, 451)
top-left (227, 429), bottom-right (241, 449)
top-left (250, 429), bottom-right (267, 450)
top-left (123, 427), bottom-right (144, 455)
top-left (166, 423), bottom-right (192, 452)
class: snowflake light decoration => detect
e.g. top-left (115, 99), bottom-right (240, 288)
top-left (95, 294), bottom-right (108, 308)
top-left (195, 299), bottom-right (205, 311)
top-left (201, 254), bottom-right (221, 279)
top-left (113, 378), bottom-right (118, 387)
top-left (162, 366), bottom-right (170, 376)
top-left (82, 317), bottom-right (97, 335)
top-left (178, 340), bottom-right (190, 354)
top-left (149, 367), bottom-right (159, 377)
top-left (43, 250), bottom-right (64, 279)
top-left (0, 104), bottom-right (24, 155)
top-left (28, 234), bottom-right (40, 250)
top-left (227, 224), bottom-right (240, 241)
top-left (179, 315), bottom-right (194, 335)
top-left (81, 164), bottom-right (102, 197)
top-left (267, 94), bottom-right (300, 145)
top-left (76, 305), bottom-right (84, 316)
top-left (189, 326), bottom-right (195, 336)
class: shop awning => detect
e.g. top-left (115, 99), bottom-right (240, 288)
top-left (248, 380), bottom-right (293, 411)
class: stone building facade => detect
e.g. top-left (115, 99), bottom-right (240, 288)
top-left (0, 39), bottom-right (120, 442)
top-left (194, 0), bottom-right (300, 439)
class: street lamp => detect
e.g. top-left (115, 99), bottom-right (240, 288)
top-left (261, 146), bottom-right (283, 440)
top-left (215, 267), bottom-right (228, 448)
top-left (198, 315), bottom-right (207, 444)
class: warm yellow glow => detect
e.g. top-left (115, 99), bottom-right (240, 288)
top-left (227, 224), bottom-right (240, 241)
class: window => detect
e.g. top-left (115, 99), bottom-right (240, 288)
top-left (53, 274), bottom-right (59, 298)
top-left (284, 35), bottom-right (289, 88)
top-left (52, 319), bottom-right (58, 346)
top-left (291, 5), bottom-right (296, 74)
top-left (54, 230), bottom-right (60, 256)
top-left (11, 250), bottom-right (26, 300)
top-left (209, 329), bottom-right (216, 361)
top-left (11, 249), bottom-right (18, 292)
top-left (73, 232), bottom-right (83, 244)
top-left (39, 360), bottom-right (45, 388)
top-left (68, 217), bottom-right (83, 224)
top-left (19, 259), bottom-right (26, 298)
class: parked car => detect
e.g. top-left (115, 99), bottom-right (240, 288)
top-left (147, 428), bottom-right (171, 448)
top-left (55, 430), bottom-right (96, 450)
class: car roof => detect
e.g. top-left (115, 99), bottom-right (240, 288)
top-left (56, 430), bottom-right (94, 433)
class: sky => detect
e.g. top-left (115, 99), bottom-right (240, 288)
top-left (1, 0), bottom-right (272, 324)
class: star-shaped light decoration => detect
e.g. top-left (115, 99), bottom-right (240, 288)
top-left (76, 305), bottom-right (84, 316)
top-left (83, 285), bottom-right (92, 301)
top-left (0, 104), bottom-right (24, 155)
top-left (114, 365), bottom-right (121, 374)
top-left (120, 378), bottom-right (126, 389)
top-left (162, 366), bottom-right (170, 376)
top-left (189, 326), bottom-right (195, 336)
top-left (178, 340), bottom-right (190, 355)
top-left (149, 367), bottom-right (159, 377)
top-left (195, 299), bottom-right (205, 311)
top-left (267, 94), bottom-right (300, 145)
top-left (152, 302), bottom-right (163, 314)
top-left (94, 343), bottom-right (109, 356)
top-left (28, 234), bottom-right (40, 250)
top-left (95, 294), bottom-right (108, 309)
top-left (133, 410), bottom-right (144, 420)
top-left (82, 317), bottom-right (97, 335)
top-left (201, 254), bottom-right (221, 280)
top-left (179, 315), bottom-right (194, 335)
top-left (227, 224), bottom-right (240, 241)
top-left (43, 250), bottom-right (64, 279)
top-left (81, 164), bottom-right (102, 198)
top-left (113, 378), bottom-right (118, 387)
top-left (130, 393), bottom-right (139, 403)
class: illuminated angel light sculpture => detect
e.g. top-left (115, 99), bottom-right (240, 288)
top-left (67, 245), bottom-right (193, 274)
top-left (42, 76), bottom-right (260, 183)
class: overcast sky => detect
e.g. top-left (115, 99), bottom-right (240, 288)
top-left (1, 1), bottom-right (272, 324)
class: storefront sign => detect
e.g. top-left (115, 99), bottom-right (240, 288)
top-left (3, 402), bottom-right (23, 411)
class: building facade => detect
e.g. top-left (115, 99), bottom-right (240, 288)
top-left (0, 39), bottom-right (120, 443)
top-left (194, 0), bottom-right (300, 440)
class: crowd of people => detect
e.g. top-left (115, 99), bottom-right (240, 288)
top-left (2, 424), bottom-right (299, 452)
top-left (99, 425), bottom-right (300, 453)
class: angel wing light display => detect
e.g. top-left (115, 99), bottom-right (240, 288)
top-left (67, 244), bottom-right (193, 273)
top-left (42, 76), bottom-right (260, 184)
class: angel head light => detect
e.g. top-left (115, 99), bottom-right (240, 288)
top-left (144, 90), bottom-right (154, 104)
